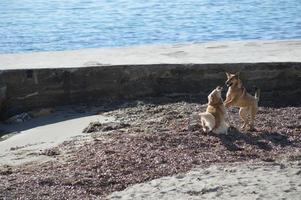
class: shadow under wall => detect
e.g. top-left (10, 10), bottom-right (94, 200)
top-left (0, 62), bottom-right (300, 119)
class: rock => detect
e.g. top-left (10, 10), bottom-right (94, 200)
top-left (188, 122), bottom-right (202, 132)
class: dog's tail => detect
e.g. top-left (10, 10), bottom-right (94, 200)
top-left (254, 87), bottom-right (260, 102)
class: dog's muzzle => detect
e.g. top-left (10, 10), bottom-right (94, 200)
top-left (217, 86), bottom-right (224, 90)
top-left (225, 82), bottom-right (232, 87)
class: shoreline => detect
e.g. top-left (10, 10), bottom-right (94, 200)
top-left (1, 39), bottom-right (301, 70)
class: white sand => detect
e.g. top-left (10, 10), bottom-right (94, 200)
top-left (109, 162), bottom-right (301, 200)
top-left (0, 108), bottom-right (114, 166)
top-left (0, 39), bottom-right (301, 70)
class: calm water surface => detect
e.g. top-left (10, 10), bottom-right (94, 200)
top-left (0, 0), bottom-right (301, 53)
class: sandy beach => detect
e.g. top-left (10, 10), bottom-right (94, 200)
top-left (0, 98), bottom-right (300, 199)
top-left (1, 40), bottom-right (301, 70)
top-left (109, 162), bottom-right (301, 200)
top-left (1, 1), bottom-right (301, 199)
top-left (0, 106), bottom-right (114, 166)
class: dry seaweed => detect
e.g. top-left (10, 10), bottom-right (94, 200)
top-left (83, 122), bottom-right (130, 133)
top-left (0, 101), bottom-right (300, 199)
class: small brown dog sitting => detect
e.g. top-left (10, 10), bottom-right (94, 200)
top-left (224, 72), bottom-right (260, 130)
top-left (200, 86), bottom-right (229, 134)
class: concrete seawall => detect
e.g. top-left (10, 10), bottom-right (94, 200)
top-left (0, 40), bottom-right (301, 118)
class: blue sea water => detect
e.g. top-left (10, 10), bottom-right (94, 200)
top-left (0, 0), bottom-right (301, 54)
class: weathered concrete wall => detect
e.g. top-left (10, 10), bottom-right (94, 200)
top-left (0, 62), bottom-right (300, 118)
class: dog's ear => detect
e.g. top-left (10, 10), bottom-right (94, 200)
top-left (209, 93), bottom-right (217, 104)
top-left (225, 72), bottom-right (230, 78)
top-left (235, 72), bottom-right (240, 77)
top-left (216, 86), bottom-right (223, 90)
top-left (208, 93), bottom-right (213, 103)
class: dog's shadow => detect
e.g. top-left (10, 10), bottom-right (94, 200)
top-left (210, 127), bottom-right (294, 151)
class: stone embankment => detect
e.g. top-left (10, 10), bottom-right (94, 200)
top-left (0, 40), bottom-right (300, 118)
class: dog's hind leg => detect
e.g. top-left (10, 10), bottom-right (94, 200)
top-left (200, 113), bottom-right (215, 133)
top-left (201, 119), bottom-right (209, 133)
top-left (249, 105), bottom-right (258, 130)
top-left (239, 107), bottom-right (249, 129)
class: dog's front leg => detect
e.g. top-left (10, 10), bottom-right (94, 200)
top-left (223, 99), bottom-right (235, 130)
top-left (224, 98), bottom-right (234, 108)
top-left (225, 110), bottom-right (235, 132)
top-left (225, 112), bottom-right (231, 127)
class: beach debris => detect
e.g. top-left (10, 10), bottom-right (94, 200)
top-left (101, 122), bottom-right (130, 131)
top-left (83, 121), bottom-right (130, 133)
top-left (6, 112), bottom-right (31, 123)
top-left (28, 107), bottom-right (55, 118)
top-left (4, 108), bottom-right (55, 124)
top-left (10, 146), bottom-right (24, 151)
top-left (186, 186), bottom-right (221, 195)
top-left (83, 121), bottom-right (102, 133)
top-left (40, 148), bottom-right (60, 156)
top-left (0, 131), bottom-right (17, 141)
top-left (0, 100), bottom-right (300, 199)
top-left (0, 167), bottom-right (12, 176)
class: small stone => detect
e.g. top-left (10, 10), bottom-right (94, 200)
top-left (40, 148), bottom-right (60, 156)
top-left (188, 123), bottom-right (201, 131)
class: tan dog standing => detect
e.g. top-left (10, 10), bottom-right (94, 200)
top-left (200, 86), bottom-right (229, 134)
top-left (224, 72), bottom-right (260, 130)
